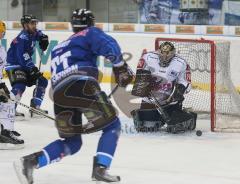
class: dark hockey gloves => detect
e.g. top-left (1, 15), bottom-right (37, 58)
top-left (39, 34), bottom-right (49, 51)
top-left (113, 63), bottom-right (133, 87)
top-left (169, 83), bottom-right (186, 102)
top-left (29, 67), bottom-right (42, 82)
top-left (0, 82), bottom-right (10, 103)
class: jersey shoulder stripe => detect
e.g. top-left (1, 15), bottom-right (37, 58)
top-left (172, 55), bottom-right (187, 66)
top-left (144, 51), bottom-right (159, 61)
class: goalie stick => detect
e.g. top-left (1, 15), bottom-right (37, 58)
top-left (38, 50), bottom-right (44, 71)
top-left (148, 91), bottom-right (171, 123)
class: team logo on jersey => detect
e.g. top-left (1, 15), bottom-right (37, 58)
top-left (169, 70), bottom-right (178, 77)
top-left (19, 34), bottom-right (28, 40)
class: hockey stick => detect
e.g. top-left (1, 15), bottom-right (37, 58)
top-left (148, 91), bottom-right (171, 123)
top-left (10, 99), bottom-right (55, 121)
top-left (108, 84), bottom-right (119, 98)
top-left (38, 50), bottom-right (44, 71)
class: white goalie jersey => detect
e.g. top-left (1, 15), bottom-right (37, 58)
top-left (0, 45), bottom-right (6, 83)
top-left (137, 51), bottom-right (191, 104)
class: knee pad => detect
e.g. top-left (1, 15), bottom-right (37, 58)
top-left (43, 136), bottom-right (82, 163)
top-left (63, 135), bottom-right (82, 155)
top-left (102, 117), bottom-right (121, 133)
top-left (11, 83), bottom-right (26, 100)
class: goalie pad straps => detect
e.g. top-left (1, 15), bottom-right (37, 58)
top-left (131, 69), bottom-right (152, 97)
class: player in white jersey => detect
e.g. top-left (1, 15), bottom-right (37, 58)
top-left (131, 41), bottom-right (197, 133)
top-left (0, 21), bottom-right (24, 149)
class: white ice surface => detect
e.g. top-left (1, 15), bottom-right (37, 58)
top-left (1, 81), bottom-right (240, 184)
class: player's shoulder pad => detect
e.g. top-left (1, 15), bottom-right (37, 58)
top-left (52, 39), bottom-right (71, 52)
top-left (144, 51), bottom-right (159, 61)
top-left (172, 55), bottom-right (187, 67)
top-left (18, 31), bottom-right (29, 41)
top-left (89, 26), bottom-right (103, 33)
top-left (87, 26), bottom-right (104, 37)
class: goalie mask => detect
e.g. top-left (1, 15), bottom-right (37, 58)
top-left (158, 42), bottom-right (176, 67)
top-left (71, 8), bottom-right (95, 33)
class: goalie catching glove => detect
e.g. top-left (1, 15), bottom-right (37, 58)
top-left (113, 62), bottom-right (133, 87)
top-left (0, 82), bottom-right (10, 103)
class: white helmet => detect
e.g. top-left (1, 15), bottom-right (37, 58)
top-left (158, 41), bottom-right (176, 67)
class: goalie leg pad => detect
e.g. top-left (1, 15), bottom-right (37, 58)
top-left (131, 102), bottom-right (165, 132)
top-left (166, 108), bottom-right (197, 134)
top-left (53, 75), bottom-right (117, 135)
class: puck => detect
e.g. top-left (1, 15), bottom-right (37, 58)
top-left (196, 130), bottom-right (202, 136)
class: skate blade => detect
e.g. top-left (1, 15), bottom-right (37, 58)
top-left (13, 159), bottom-right (29, 184)
top-left (93, 176), bottom-right (120, 183)
top-left (0, 143), bottom-right (24, 150)
top-left (95, 180), bottom-right (120, 184)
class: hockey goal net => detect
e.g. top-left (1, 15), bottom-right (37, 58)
top-left (155, 37), bottom-right (240, 132)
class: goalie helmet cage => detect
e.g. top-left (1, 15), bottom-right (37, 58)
top-left (155, 37), bottom-right (240, 132)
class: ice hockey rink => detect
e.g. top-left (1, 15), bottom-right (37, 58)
top-left (1, 82), bottom-right (240, 184)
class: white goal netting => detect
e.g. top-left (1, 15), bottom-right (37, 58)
top-left (155, 38), bottom-right (240, 132)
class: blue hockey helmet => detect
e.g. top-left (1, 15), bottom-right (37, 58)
top-left (71, 8), bottom-right (95, 33)
top-left (21, 14), bottom-right (38, 27)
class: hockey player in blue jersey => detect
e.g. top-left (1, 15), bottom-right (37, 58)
top-left (14, 9), bottom-right (133, 183)
top-left (6, 14), bottom-right (49, 118)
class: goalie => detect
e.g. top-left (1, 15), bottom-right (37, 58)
top-left (131, 42), bottom-right (197, 133)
